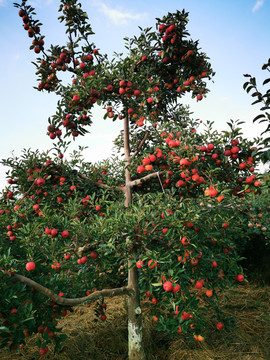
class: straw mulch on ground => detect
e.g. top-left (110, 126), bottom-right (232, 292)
top-left (1, 283), bottom-right (269, 360)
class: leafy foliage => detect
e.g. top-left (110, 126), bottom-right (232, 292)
top-left (243, 58), bottom-right (270, 162)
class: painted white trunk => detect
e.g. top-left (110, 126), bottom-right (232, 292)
top-left (128, 320), bottom-right (144, 359)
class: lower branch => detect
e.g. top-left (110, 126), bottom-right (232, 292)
top-left (11, 274), bottom-right (131, 306)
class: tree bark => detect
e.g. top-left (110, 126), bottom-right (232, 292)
top-left (127, 251), bottom-right (145, 360)
top-left (123, 115), bottom-right (146, 360)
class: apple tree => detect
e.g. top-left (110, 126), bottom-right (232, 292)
top-left (0, 1), bottom-right (265, 359)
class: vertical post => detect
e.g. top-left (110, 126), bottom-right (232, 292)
top-left (123, 115), bottom-right (146, 360)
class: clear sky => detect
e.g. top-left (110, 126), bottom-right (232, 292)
top-left (0, 0), bottom-right (269, 190)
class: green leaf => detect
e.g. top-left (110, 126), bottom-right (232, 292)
top-left (253, 114), bottom-right (265, 122)
top-left (252, 99), bottom-right (262, 105)
top-left (168, 269), bottom-right (174, 276)
top-left (243, 82), bottom-right (250, 90)
top-left (263, 78), bottom-right (270, 85)
top-left (246, 85), bottom-right (254, 94)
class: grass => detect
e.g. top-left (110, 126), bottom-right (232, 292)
top-left (1, 282), bottom-right (270, 360)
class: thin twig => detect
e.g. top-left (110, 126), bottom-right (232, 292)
top-left (130, 131), bottom-right (149, 160)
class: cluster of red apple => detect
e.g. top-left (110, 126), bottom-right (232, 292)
top-left (18, 9), bottom-right (44, 54)
top-left (102, 79), bottom-right (163, 125)
top-left (37, 51), bottom-right (72, 91)
top-left (62, 113), bottom-right (90, 137)
top-left (91, 299), bottom-right (107, 321)
top-left (52, 51), bottom-right (72, 70)
top-left (118, 79), bottom-right (137, 97)
top-left (137, 154), bottom-right (158, 174)
top-left (44, 227), bottom-right (64, 238)
top-left (67, 88), bottom-right (101, 115)
top-left (77, 252), bottom-right (98, 264)
top-left (37, 62), bottom-right (59, 91)
top-left (157, 20), bottom-right (208, 100)
top-left (51, 262), bottom-right (61, 271)
top-left (6, 222), bottom-right (19, 242)
top-left (46, 124), bottom-right (62, 140)
top-left (158, 23), bottom-right (179, 45)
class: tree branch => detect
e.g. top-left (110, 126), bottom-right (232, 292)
top-left (12, 274), bottom-right (131, 306)
top-left (76, 171), bottom-right (125, 192)
top-left (130, 131), bottom-right (149, 160)
top-left (128, 171), bottom-right (165, 188)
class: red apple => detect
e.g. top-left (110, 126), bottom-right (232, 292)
top-left (137, 165), bottom-right (145, 174)
top-left (231, 146), bottom-right (239, 154)
top-left (149, 154), bottom-right (156, 162)
top-left (172, 283), bottom-right (181, 293)
top-left (142, 157), bottom-right (151, 165)
top-left (236, 274), bottom-right (244, 282)
top-left (39, 347), bottom-right (48, 355)
top-left (26, 262), bottom-right (36, 271)
top-left (51, 229), bottom-right (58, 237)
top-left (163, 281), bottom-right (173, 292)
top-left (61, 230), bottom-right (69, 238)
top-left (145, 164), bottom-right (153, 171)
top-left (119, 80), bottom-right (126, 87)
top-left (148, 259), bottom-right (157, 269)
top-left (19, 9), bottom-right (25, 17)
top-left (80, 256), bottom-right (88, 264)
top-left (194, 280), bottom-right (203, 289)
top-left (216, 322), bottom-right (224, 330)
top-left (145, 291), bottom-right (151, 298)
top-left (72, 95), bottom-right (80, 101)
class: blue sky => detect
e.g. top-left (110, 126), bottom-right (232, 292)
top-left (0, 0), bottom-right (270, 190)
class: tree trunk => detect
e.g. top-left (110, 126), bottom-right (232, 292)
top-left (124, 115), bottom-right (146, 360)
top-left (127, 252), bottom-right (145, 360)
